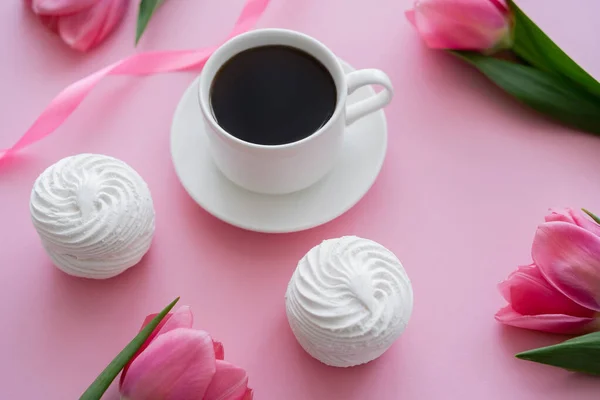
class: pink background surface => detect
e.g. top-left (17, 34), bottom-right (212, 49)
top-left (2, 0), bottom-right (600, 398)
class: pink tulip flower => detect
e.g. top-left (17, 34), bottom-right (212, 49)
top-left (545, 207), bottom-right (600, 237)
top-left (120, 306), bottom-right (253, 400)
top-left (495, 208), bottom-right (600, 334)
top-left (26, 0), bottom-right (127, 52)
top-left (405, 0), bottom-right (513, 52)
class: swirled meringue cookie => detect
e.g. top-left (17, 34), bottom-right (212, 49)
top-left (30, 154), bottom-right (155, 279)
top-left (285, 236), bottom-right (413, 367)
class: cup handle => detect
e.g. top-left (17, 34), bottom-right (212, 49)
top-left (345, 69), bottom-right (393, 126)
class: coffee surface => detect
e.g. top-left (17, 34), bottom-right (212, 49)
top-left (210, 45), bottom-right (337, 146)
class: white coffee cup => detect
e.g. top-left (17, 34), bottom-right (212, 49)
top-left (198, 28), bottom-right (393, 195)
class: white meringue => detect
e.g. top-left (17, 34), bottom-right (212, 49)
top-left (285, 236), bottom-right (413, 367)
top-left (30, 154), bottom-right (155, 279)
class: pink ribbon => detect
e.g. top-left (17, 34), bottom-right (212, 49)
top-left (0, 0), bottom-right (270, 161)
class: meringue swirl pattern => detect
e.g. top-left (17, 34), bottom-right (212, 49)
top-left (30, 154), bottom-right (155, 279)
top-left (285, 236), bottom-right (413, 367)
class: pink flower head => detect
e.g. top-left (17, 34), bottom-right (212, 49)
top-left (26, 0), bottom-right (128, 52)
top-left (405, 0), bottom-right (513, 52)
top-left (120, 306), bottom-right (253, 400)
top-left (545, 207), bottom-right (600, 237)
top-left (495, 208), bottom-right (600, 334)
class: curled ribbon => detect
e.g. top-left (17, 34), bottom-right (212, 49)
top-left (0, 0), bottom-right (270, 161)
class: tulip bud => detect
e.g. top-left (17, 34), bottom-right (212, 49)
top-left (120, 328), bottom-right (218, 400)
top-left (406, 0), bottom-right (513, 52)
top-left (496, 221), bottom-right (600, 335)
top-left (120, 306), bottom-right (253, 400)
top-left (27, 0), bottom-right (128, 52)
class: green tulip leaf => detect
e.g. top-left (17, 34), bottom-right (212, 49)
top-left (509, 0), bottom-right (600, 96)
top-left (516, 331), bottom-right (600, 375)
top-left (452, 51), bottom-right (600, 135)
top-left (136, 0), bottom-right (166, 45)
top-left (582, 208), bottom-right (600, 225)
top-left (79, 297), bottom-right (180, 400)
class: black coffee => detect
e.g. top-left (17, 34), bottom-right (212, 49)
top-left (209, 45), bottom-right (337, 146)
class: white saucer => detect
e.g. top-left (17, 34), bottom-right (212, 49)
top-left (170, 59), bottom-right (388, 233)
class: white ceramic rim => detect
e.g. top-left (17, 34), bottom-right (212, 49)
top-left (198, 28), bottom-right (347, 152)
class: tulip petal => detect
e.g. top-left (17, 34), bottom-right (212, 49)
top-left (58, 0), bottom-right (126, 52)
top-left (498, 264), bottom-right (594, 317)
top-left (32, 0), bottom-right (97, 15)
top-left (545, 208), bottom-right (600, 237)
top-left (94, 0), bottom-right (128, 46)
top-left (495, 305), bottom-right (597, 334)
top-left (533, 222), bottom-right (600, 311)
top-left (204, 360), bottom-right (250, 400)
top-left (24, 0), bottom-right (59, 33)
top-left (120, 306), bottom-right (195, 387)
top-left (121, 328), bottom-right (217, 400)
top-left (242, 389), bottom-right (254, 400)
top-left (138, 306), bottom-right (195, 336)
top-left (146, 306), bottom-right (224, 360)
top-left (139, 306), bottom-right (194, 335)
top-left (158, 305), bottom-right (194, 334)
top-left (31, 0), bottom-right (97, 16)
top-left (412, 0), bottom-right (510, 50)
